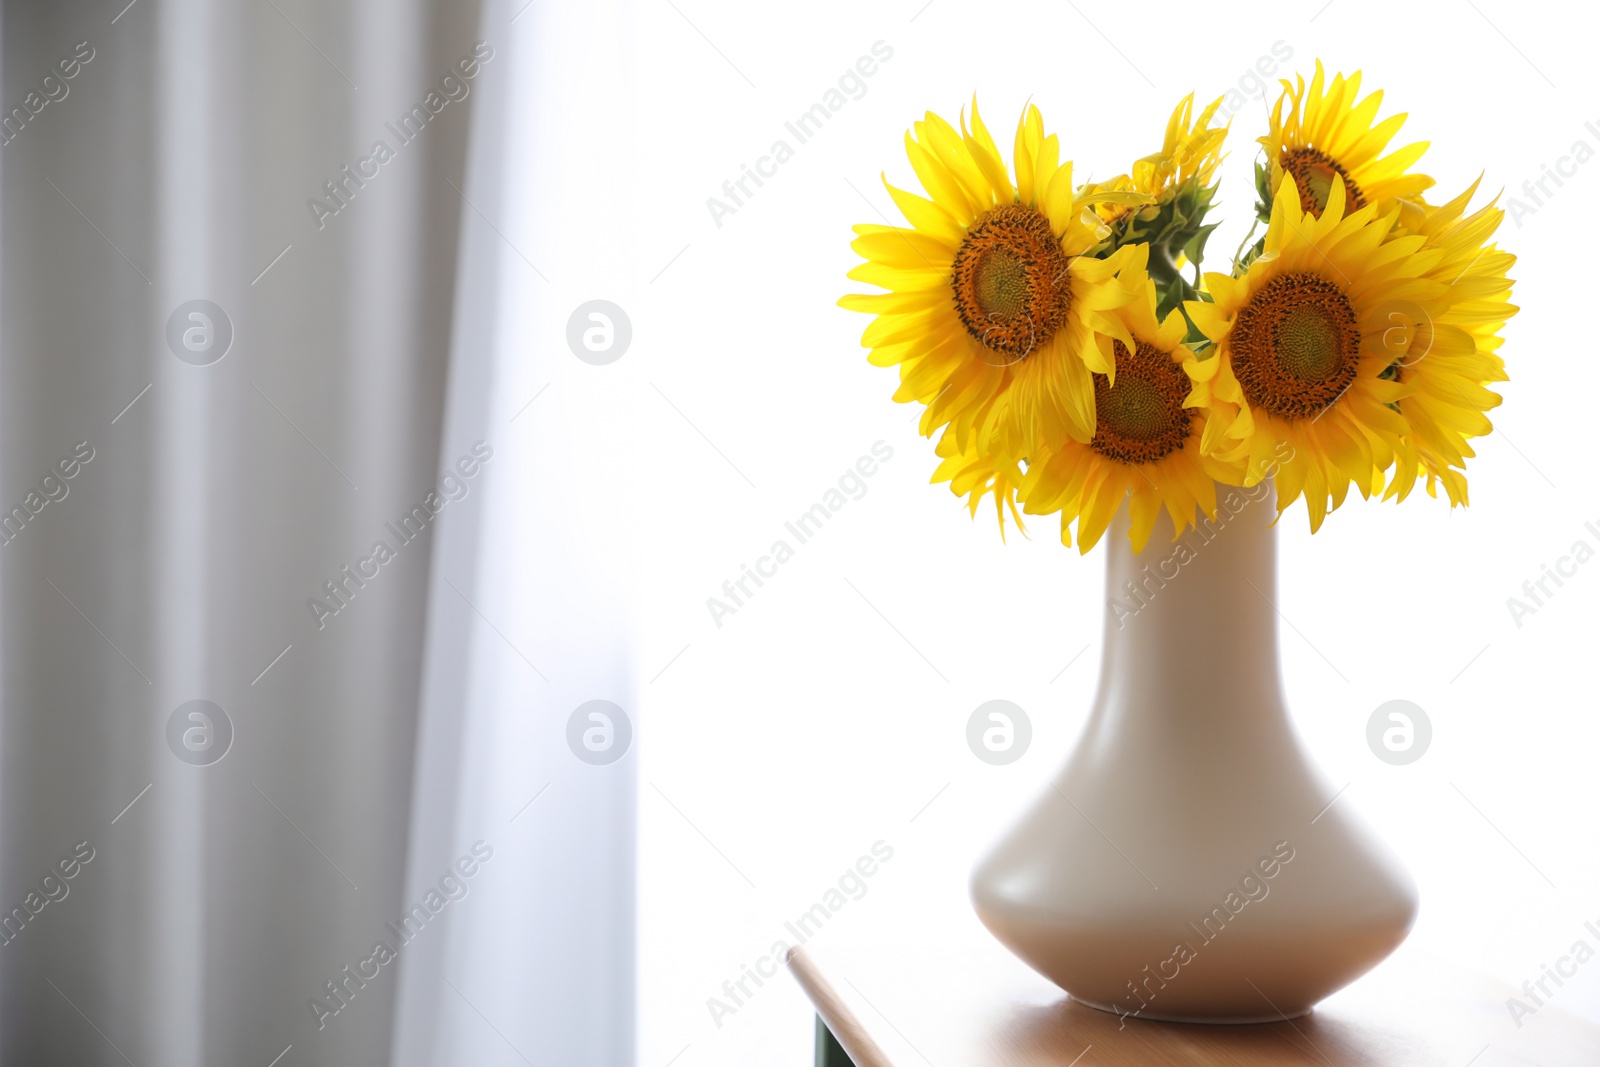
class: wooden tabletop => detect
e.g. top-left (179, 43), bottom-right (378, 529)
top-left (788, 930), bottom-right (1600, 1066)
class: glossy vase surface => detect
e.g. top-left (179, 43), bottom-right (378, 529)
top-left (970, 481), bottom-right (1417, 1022)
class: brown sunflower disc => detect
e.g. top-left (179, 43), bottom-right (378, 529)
top-left (1230, 272), bottom-right (1361, 421)
top-left (950, 204), bottom-right (1072, 361)
top-left (1089, 339), bottom-right (1193, 465)
top-left (1280, 146), bottom-right (1368, 217)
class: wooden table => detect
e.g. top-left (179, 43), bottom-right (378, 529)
top-left (788, 928), bottom-right (1600, 1066)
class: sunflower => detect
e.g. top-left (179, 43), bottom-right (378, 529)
top-left (1381, 178), bottom-right (1517, 506)
top-left (1261, 61), bottom-right (1433, 221)
top-left (1185, 173), bottom-right (1456, 531)
top-left (1094, 92), bottom-right (1228, 231)
top-left (930, 426), bottom-right (1028, 540)
top-left (1021, 277), bottom-right (1245, 553)
top-left (1091, 94), bottom-right (1229, 317)
top-left (841, 100), bottom-right (1148, 457)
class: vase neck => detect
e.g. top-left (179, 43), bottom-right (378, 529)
top-left (1096, 481), bottom-right (1284, 705)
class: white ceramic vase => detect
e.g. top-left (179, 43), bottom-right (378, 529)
top-left (970, 480), bottom-right (1417, 1023)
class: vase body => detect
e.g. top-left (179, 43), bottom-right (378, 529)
top-left (970, 481), bottom-right (1417, 1022)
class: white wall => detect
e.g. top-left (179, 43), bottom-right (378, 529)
top-left (622, 2), bottom-right (1597, 1063)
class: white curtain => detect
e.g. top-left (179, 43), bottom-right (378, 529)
top-left (0, 0), bottom-right (634, 1064)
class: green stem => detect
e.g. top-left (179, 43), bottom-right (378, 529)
top-left (1231, 217), bottom-right (1262, 273)
top-left (1146, 242), bottom-right (1184, 287)
top-left (1147, 240), bottom-right (1199, 329)
top-left (1150, 244), bottom-right (1198, 297)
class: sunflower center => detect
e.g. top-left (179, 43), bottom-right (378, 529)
top-left (973, 248), bottom-right (1029, 322)
top-left (1280, 147), bottom-right (1367, 217)
top-left (1089, 340), bottom-right (1192, 465)
top-left (1276, 304), bottom-right (1345, 381)
top-left (1231, 272), bottom-right (1361, 421)
top-left (950, 203), bottom-right (1071, 362)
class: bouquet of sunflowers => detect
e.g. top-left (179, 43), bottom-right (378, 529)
top-left (841, 63), bottom-right (1516, 553)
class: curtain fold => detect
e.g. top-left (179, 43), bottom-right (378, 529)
top-left (392, 1), bottom-right (638, 1062)
top-left (0, 0), bottom-right (641, 1063)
